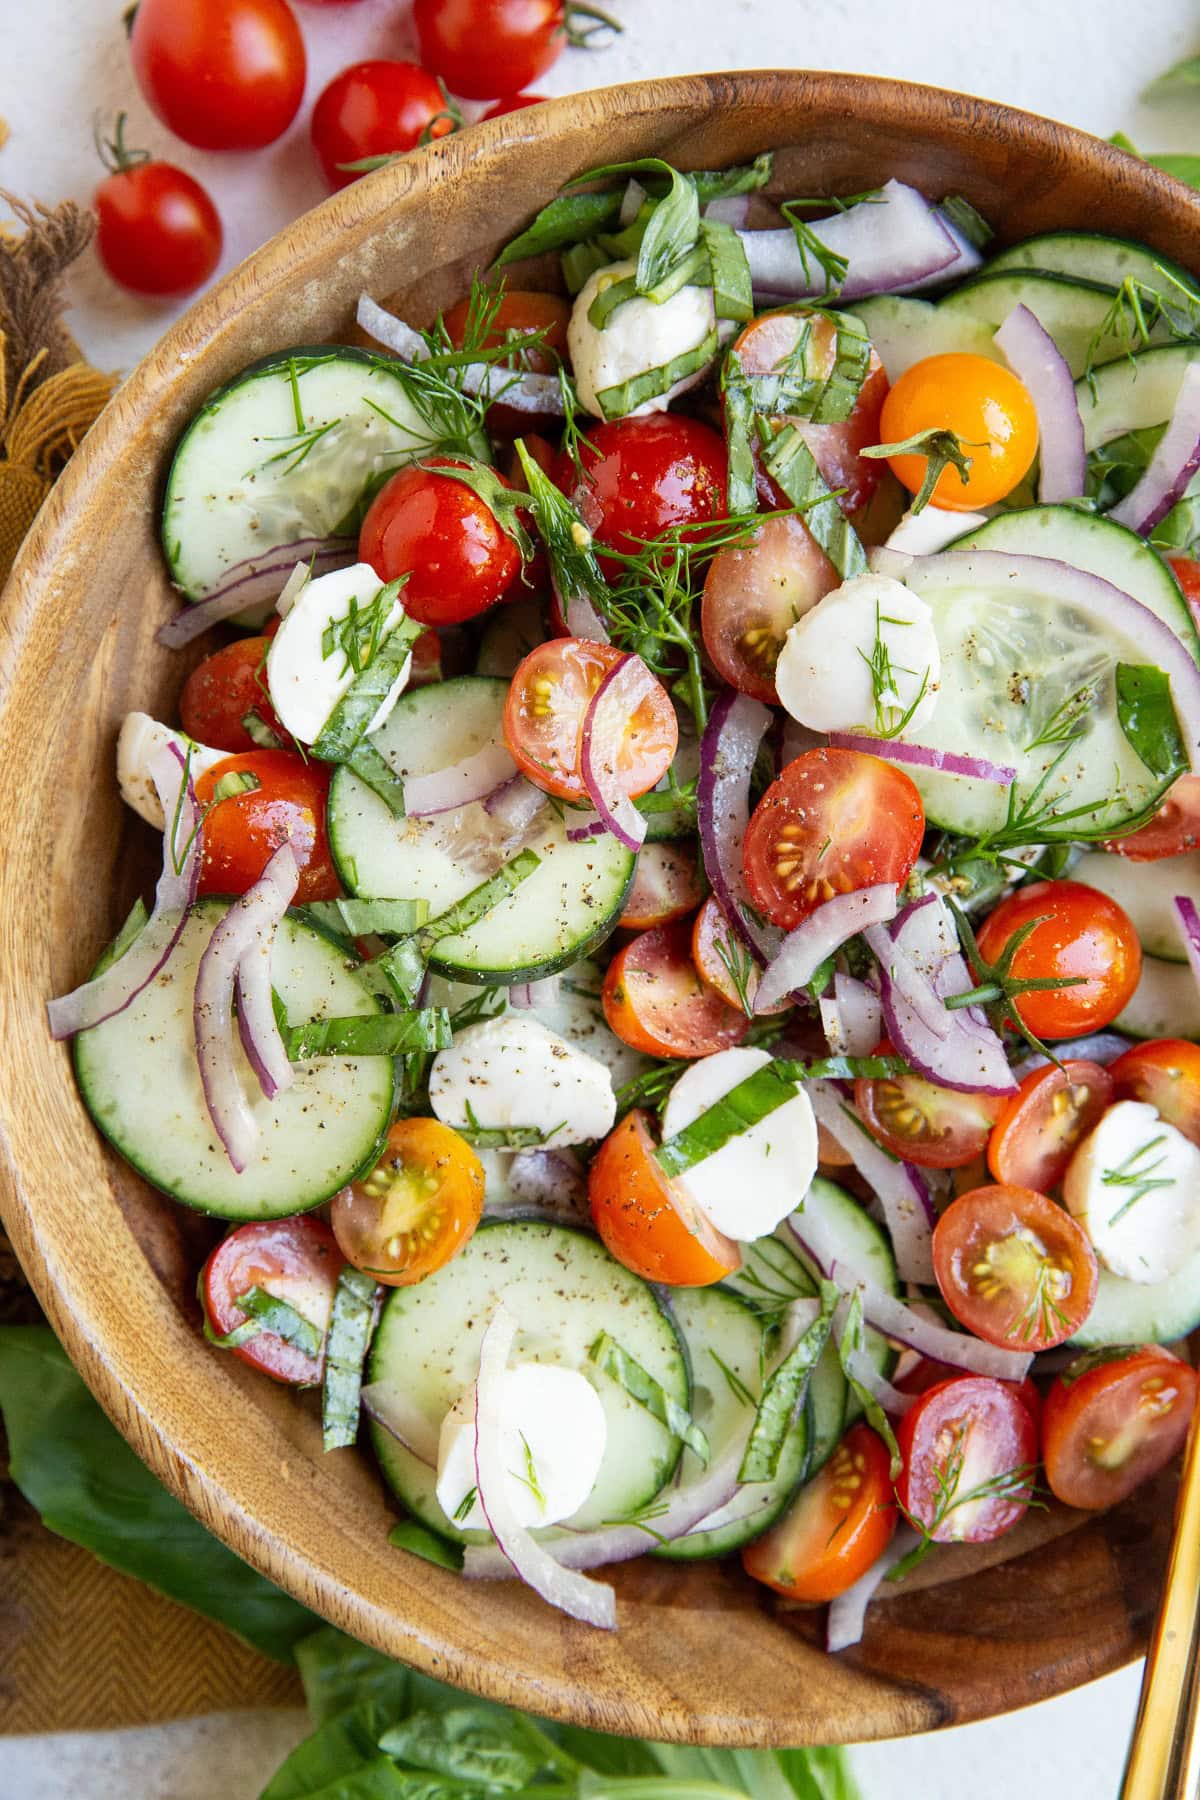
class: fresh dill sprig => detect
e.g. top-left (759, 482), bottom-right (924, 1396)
top-left (1025, 681), bottom-right (1097, 752)
top-left (857, 599), bottom-right (931, 739)
top-left (890, 1426), bottom-right (1040, 1579)
top-left (779, 202), bottom-right (849, 295)
top-left (1103, 1134), bottom-right (1175, 1225)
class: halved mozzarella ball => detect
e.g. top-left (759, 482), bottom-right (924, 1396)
top-left (116, 712), bottom-right (225, 829)
top-left (1064, 1098), bottom-right (1200, 1285)
top-left (265, 561), bottom-right (411, 745)
top-left (429, 1014), bottom-right (616, 1149)
top-left (435, 1361), bottom-right (608, 1530)
top-left (884, 506), bottom-right (988, 555)
top-left (774, 572), bottom-right (941, 735)
top-left (568, 258), bottom-right (717, 420)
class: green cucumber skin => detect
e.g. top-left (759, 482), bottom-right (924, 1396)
top-left (982, 232), bottom-right (1200, 300)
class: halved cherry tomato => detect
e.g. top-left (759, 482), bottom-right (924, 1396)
top-left (1110, 1038), bottom-right (1200, 1146)
top-left (443, 288), bottom-right (570, 435)
top-left (742, 748), bottom-right (924, 932)
top-left (987, 1059), bottom-right (1114, 1192)
top-left (731, 309), bottom-right (889, 516)
top-left (588, 1109), bottom-right (740, 1286)
top-left (1043, 1346), bottom-right (1197, 1510)
top-left (932, 1183), bottom-right (1098, 1351)
top-left (311, 61), bottom-right (458, 190)
top-left (201, 1216), bottom-right (344, 1385)
top-left (742, 1423), bottom-right (896, 1602)
top-left (619, 842), bottom-right (705, 929)
top-left (551, 414), bottom-right (726, 569)
top-left (896, 1377), bottom-right (1037, 1543)
top-left (1169, 555), bottom-right (1200, 628)
top-left (503, 638), bottom-right (677, 802)
top-left (358, 457), bottom-right (523, 626)
top-left (854, 1038), bottom-right (1005, 1169)
top-left (194, 749), bottom-right (339, 904)
top-left (130, 0), bottom-right (306, 152)
top-left (895, 1359), bottom-right (1044, 1434)
top-left (878, 352), bottom-right (1039, 510)
top-left (603, 919), bottom-right (750, 1058)
top-left (414, 0), bottom-right (567, 100)
top-left (331, 1118), bottom-right (484, 1286)
top-left (1105, 773), bottom-right (1200, 860)
top-left (691, 894), bottom-right (787, 1018)
top-left (974, 881), bottom-right (1142, 1039)
top-left (700, 512), bottom-right (839, 705)
top-left (179, 637), bottom-right (287, 753)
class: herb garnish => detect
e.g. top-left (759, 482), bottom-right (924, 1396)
top-left (1102, 1135), bottom-right (1175, 1225)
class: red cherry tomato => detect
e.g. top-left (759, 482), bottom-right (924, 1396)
top-left (895, 1359), bottom-right (1044, 1434)
top-left (741, 747), bottom-right (924, 932)
top-left (854, 1038), bottom-right (1005, 1170)
top-left (503, 638), bottom-right (676, 803)
top-left (932, 1183), bottom-right (1098, 1351)
top-left (700, 512), bottom-right (839, 705)
top-left (358, 457), bottom-right (522, 625)
top-left (443, 289), bottom-right (569, 435)
top-left (179, 637), bottom-right (287, 753)
top-left (551, 414), bottom-right (727, 570)
top-left (1109, 1038), bottom-right (1200, 1147)
top-left (742, 1424), bottom-right (897, 1602)
top-left (602, 919), bottom-right (750, 1059)
top-left (311, 61), bottom-right (457, 191)
top-left (589, 1109), bottom-right (740, 1286)
top-left (691, 894), bottom-right (787, 1017)
top-left (986, 1059), bottom-right (1113, 1191)
top-left (201, 1217), bottom-right (344, 1384)
top-left (194, 749), bottom-right (339, 903)
top-left (482, 93), bottom-right (549, 117)
top-left (1169, 555), bottom-right (1200, 628)
top-left (618, 842), bottom-right (705, 929)
top-left (1043, 1346), bottom-right (1198, 1510)
top-left (974, 881), bottom-right (1142, 1039)
top-left (414, 0), bottom-right (567, 101)
top-left (896, 1377), bottom-right (1037, 1543)
top-left (130, 0), bottom-right (305, 152)
top-left (1105, 773), bottom-right (1200, 859)
top-left (94, 142), bottom-right (222, 299)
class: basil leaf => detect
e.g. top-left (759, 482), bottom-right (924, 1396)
top-left (691, 152), bottom-right (775, 201)
top-left (378, 1710), bottom-right (543, 1788)
top-left (1149, 153), bottom-right (1200, 191)
top-left (587, 240), bottom-right (708, 329)
top-left (940, 194), bottom-right (994, 248)
top-left (234, 1286), bottom-right (325, 1361)
top-left (701, 218), bottom-right (753, 323)
top-left (285, 1008), bottom-right (452, 1060)
top-left (378, 850), bottom-right (542, 1001)
top-left (655, 1062), bottom-right (801, 1178)
top-left (1115, 662), bottom-right (1188, 779)
top-left (722, 350), bottom-right (759, 514)
top-left (322, 1267), bottom-right (380, 1452)
top-left (305, 898), bottom-right (430, 939)
top-left (387, 1521), bottom-right (465, 1572)
top-left (835, 1287), bottom-right (901, 1477)
top-left (562, 238), bottom-right (611, 293)
top-left (495, 188), bottom-right (624, 266)
top-left (760, 426), bottom-right (868, 579)
top-left (589, 1330), bottom-right (710, 1463)
top-left (569, 158), bottom-right (702, 296)
top-left (738, 1288), bottom-right (836, 1483)
top-left (313, 608), bottom-right (425, 766)
top-left (595, 325), bottom-right (719, 421)
top-left (377, 934), bottom-right (427, 1008)
top-left (342, 740), bottom-right (408, 818)
top-left (1153, 490), bottom-right (1200, 558)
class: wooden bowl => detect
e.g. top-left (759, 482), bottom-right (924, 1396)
top-left (2, 70), bottom-right (1198, 1747)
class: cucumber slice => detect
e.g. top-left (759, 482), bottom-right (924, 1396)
top-left (984, 232), bottom-right (1200, 302)
top-left (1069, 1247), bottom-right (1200, 1346)
top-left (1075, 343), bottom-right (1200, 450)
top-left (327, 677), bottom-right (635, 982)
top-left (956, 505), bottom-right (1199, 660)
top-left (163, 348), bottom-right (485, 601)
top-left (1074, 849), bottom-right (1200, 963)
top-left (74, 900), bottom-right (394, 1219)
top-left (368, 1219), bottom-right (687, 1544)
top-left (938, 272), bottom-right (1177, 377)
top-left (1117, 955), bottom-right (1200, 1039)
top-left (851, 295), bottom-right (1001, 382)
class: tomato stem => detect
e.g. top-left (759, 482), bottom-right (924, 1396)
top-left (94, 111), bottom-right (151, 176)
top-left (563, 2), bottom-right (624, 48)
top-left (945, 899), bottom-right (1088, 1066)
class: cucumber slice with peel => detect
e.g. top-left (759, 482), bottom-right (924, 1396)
top-left (850, 295), bottom-right (1001, 381)
top-left (1117, 955), bottom-right (1200, 1040)
top-left (1075, 343), bottom-right (1200, 451)
top-left (1074, 849), bottom-right (1200, 963)
top-left (983, 232), bottom-right (1200, 303)
top-left (938, 272), bottom-right (1178, 377)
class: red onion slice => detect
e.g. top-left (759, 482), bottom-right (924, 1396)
top-left (508, 976), bottom-right (562, 1011)
top-left (833, 1299), bottom-right (918, 1417)
top-left (1110, 363), bottom-right (1200, 536)
top-left (233, 849), bottom-right (301, 1100)
top-left (507, 1147), bottom-right (587, 1218)
top-left (361, 1382), bottom-right (439, 1466)
top-left (156, 538), bottom-right (356, 649)
top-left (483, 774), bottom-right (549, 834)
top-left (1174, 895), bottom-right (1200, 999)
top-left (471, 1302), bottom-right (616, 1628)
top-left (819, 973), bottom-right (883, 1056)
top-left (1011, 1031), bottom-right (1131, 1080)
top-left (579, 654), bottom-right (654, 853)
top-left (555, 574), bottom-right (611, 646)
top-left (754, 883), bottom-right (899, 1015)
top-left (565, 809), bottom-right (607, 843)
top-left (807, 1085), bottom-right (936, 1284)
top-left (865, 920), bottom-right (1017, 1097)
top-left (357, 294), bottom-right (564, 417)
top-left (827, 729), bottom-right (1016, 786)
top-left (994, 303), bottom-right (1086, 503)
top-left (826, 1269), bottom-right (1034, 1382)
top-left (193, 842), bottom-right (299, 1173)
top-left (703, 194), bottom-right (751, 228)
top-left (738, 181), bottom-right (958, 303)
top-left (906, 208), bottom-right (984, 290)
top-left (697, 688), bottom-right (781, 965)
top-left (47, 744), bottom-right (201, 1039)
top-left (827, 1527), bottom-right (922, 1652)
top-left (403, 742), bottom-right (518, 817)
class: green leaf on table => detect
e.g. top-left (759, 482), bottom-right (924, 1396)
top-left (1143, 56), bottom-right (1200, 100)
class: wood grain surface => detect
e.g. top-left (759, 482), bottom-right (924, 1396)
top-left (2, 72), bottom-right (1199, 1747)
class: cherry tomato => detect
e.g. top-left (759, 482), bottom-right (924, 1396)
top-left (588, 1108), bottom-right (740, 1286)
top-left (503, 638), bottom-right (676, 802)
top-left (194, 749), bottom-right (339, 904)
top-left (331, 1118), bottom-right (484, 1286)
top-left (987, 1059), bottom-right (1114, 1191)
top-left (878, 352), bottom-right (1039, 510)
top-left (358, 457), bottom-right (522, 626)
top-left (94, 146), bottom-right (222, 298)
top-left (1110, 1038), bottom-right (1200, 1146)
top-left (895, 1359), bottom-right (1044, 1434)
top-left (691, 895), bottom-right (787, 1018)
top-left (130, 0), bottom-right (305, 152)
top-left (603, 919), bottom-right (750, 1058)
top-left (855, 1038), bottom-right (1005, 1169)
top-left (619, 842), bottom-right (705, 929)
top-left (742, 1424), bottom-right (896, 1602)
top-left (896, 1377), bottom-right (1037, 1543)
top-left (974, 881), bottom-right (1142, 1039)
top-left (742, 747), bottom-right (924, 932)
top-left (731, 309), bottom-right (889, 517)
top-left (1105, 773), bottom-right (1200, 859)
top-left (551, 414), bottom-right (726, 570)
top-left (1169, 555), bottom-right (1200, 630)
top-left (482, 93), bottom-right (549, 117)
top-left (932, 1183), bottom-right (1098, 1351)
top-left (414, 0), bottom-right (567, 101)
top-left (700, 512), bottom-right (839, 705)
top-left (443, 288), bottom-right (569, 434)
top-left (201, 1217), bottom-right (343, 1385)
top-left (1043, 1346), bottom-right (1196, 1509)
top-left (179, 637), bottom-right (287, 753)
top-left (311, 61), bottom-right (457, 192)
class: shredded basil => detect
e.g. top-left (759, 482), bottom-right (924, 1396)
top-left (595, 326), bottom-right (720, 421)
top-left (283, 1008), bottom-right (451, 1060)
top-left (241, 708), bottom-right (283, 749)
top-left (387, 1518), bottom-right (464, 1570)
top-left (589, 1330), bottom-right (710, 1463)
top-left (561, 238), bottom-right (612, 293)
top-left (495, 189), bottom-right (626, 268)
top-left (304, 897), bottom-right (430, 940)
top-left (700, 218), bottom-right (753, 323)
top-left (722, 350), bottom-right (759, 514)
top-left (377, 849), bottom-right (542, 1004)
top-left (342, 740), bottom-right (408, 818)
top-left (759, 425), bottom-right (868, 579)
top-left (940, 194), bottom-right (994, 249)
top-left (211, 769), bottom-right (261, 803)
top-left (586, 241), bottom-right (709, 329)
top-left (575, 158), bottom-right (702, 295)
top-left (206, 1287), bottom-right (324, 1366)
top-left (312, 587), bottom-right (424, 766)
top-left (738, 1286), bottom-right (837, 1483)
top-left (1115, 663), bottom-right (1188, 781)
top-left (322, 1266), bottom-right (380, 1452)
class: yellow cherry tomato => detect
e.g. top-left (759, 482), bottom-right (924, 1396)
top-left (879, 352), bottom-right (1039, 510)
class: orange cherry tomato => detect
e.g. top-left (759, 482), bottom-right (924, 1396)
top-left (974, 881), bottom-right (1142, 1039)
top-left (194, 749), bottom-right (339, 904)
top-left (896, 1377), bottom-right (1037, 1543)
top-left (602, 920), bottom-right (750, 1058)
top-left (987, 1059), bottom-right (1113, 1191)
top-left (742, 1424), bottom-right (897, 1602)
top-left (1105, 772), bottom-right (1200, 859)
top-left (932, 1183), bottom-right (1099, 1351)
top-left (201, 1216), bottom-right (344, 1385)
top-left (854, 1038), bottom-right (1005, 1169)
top-left (878, 352), bottom-right (1039, 510)
top-left (179, 636), bottom-right (287, 753)
top-left (691, 894), bottom-right (788, 1018)
top-left (331, 1118), bottom-right (484, 1287)
top-left (618, 842), bottom-right (705, 929)
top-left (1109, 1038), bottom-right (1200, 1147)
top-left (700, 512), bottom-right (840, 706)
top-left (1043, 1346), bottom-right (1197, 1510)
top-left (588, 1109), bottom-right (740, 1286)
top-left (503, 638), bottom-right (677, 803)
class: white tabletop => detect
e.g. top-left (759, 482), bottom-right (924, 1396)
top-left (3, 2), bottom-right (1199, 1795)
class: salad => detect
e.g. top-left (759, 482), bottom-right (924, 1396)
top-left (49, 152), bottom-right (1200, 1649)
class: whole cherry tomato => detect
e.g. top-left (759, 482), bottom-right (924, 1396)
top-left (551, 414), bottom-right (726, 569)
top-left (93, 117), bottom-right (221, 298)
top-left (974, 880), bottom-right (1142, 1039)
top-left (358, 457), bottom-right (522, 625)
top-left (194, 749), bottom-right (339, 903)
top-left (311, 61), bottom-right (458, 191)
top-left (130, 0), bottom-right (306, 152)
top-left (414, 0), bottom-right (574, 101)
top-left (878, 352), bottom-right (1039, 510)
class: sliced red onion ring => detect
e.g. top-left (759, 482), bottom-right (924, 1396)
top-left (357, 294), bottom-right (564, 416)
top-left (827, 730), bottom-right (1016, 787)
top-left (1111, 363), bottom-right (1200, 536)
top-left (482, 774), bottom-right (548, 834)
top-left (193, 842), bottom-right (299, 1173)
top-left (554, 572), bottom-right (611, 646)
top-left (806, 1085), bottom-right (935, 1284)
top-left (994, 303), bottom-right (1086, 503)
top-left (509, 976), bottom-right (562, 1011)
top-left (1173, 895), bottom-right (1200, 1001)
top-left (1011, 1031), bottom-right (1132, 1081)
top-left (233, 848), bottom-right (300, 1100)
top-left (697, 688), bottom-right (781, 965)
top-left (890, 892), bottom-right (956, 970)
top-left (580, 653), bottom-right (653, 853)
top-left (738, 181), bottom-right (957, 303)
top-left (819, 973), bottom-right (883, 1056)
top-left (507, 1147), bottom-right (587, 1218)
top-left (754, 884), bottom-right (899, 1015)
top-left (403, 742), bottom-right (518, 817)
top-left (565, 809), bottom-right (607, 844)
top-left (827, 1526), bottom-right (922, 1653)
top-left (48, 744), bottom-right (201, 1039)
top-left (906, 208), bottom-right (984, 290)
top-left (156, 538), bottom-right (356, 649)
top-left (361, 1382), bottom-right (439, 1466)
top-left (820, 1265), bottom-right (1034, 1381)
top-left (471, 1302), bottom-right (616, 1628)
top-left (866, 919), bottom-right (1016, 1097)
